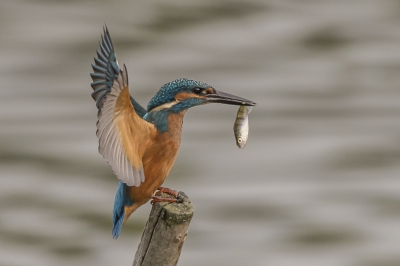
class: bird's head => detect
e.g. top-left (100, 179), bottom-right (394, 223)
top-left (147, 78), bottom-right (256, 113)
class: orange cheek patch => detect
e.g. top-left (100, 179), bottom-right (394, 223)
top-left (175, 92), bottom-right (200, 101)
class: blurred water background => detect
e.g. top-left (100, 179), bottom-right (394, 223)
top-left (1, 1), bottom-right (400, 265)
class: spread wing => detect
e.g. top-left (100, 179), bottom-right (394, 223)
top-left (90, 26), bottom-right (156, 186)
top-left (90, 26), bottom-right (147, 117)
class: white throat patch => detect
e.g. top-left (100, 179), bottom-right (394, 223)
top-left (149, 100), bottom-right (180, 112)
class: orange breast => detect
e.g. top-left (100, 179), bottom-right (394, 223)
top-left (128, 112), bottom-right (184, 205)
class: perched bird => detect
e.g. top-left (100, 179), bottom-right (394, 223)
top-left (90, 26), bottom-right (256, 238)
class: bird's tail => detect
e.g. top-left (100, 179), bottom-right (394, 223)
top-left (112, 181), bottom-right (133, 238)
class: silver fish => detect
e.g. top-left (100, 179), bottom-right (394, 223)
top-left (233, 106), bottom-right (253, 149)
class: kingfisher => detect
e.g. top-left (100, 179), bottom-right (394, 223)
top-left (90, 26), bottom-right (256, 238)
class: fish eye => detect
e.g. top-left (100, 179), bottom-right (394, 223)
top-left (192, 87), bottom-right (202, 94)
top-left (238, 138), bottom-right (242, 143)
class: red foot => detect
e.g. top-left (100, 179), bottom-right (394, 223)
top-left (151, 195), bottom-right (177, 204)
top-left (151, 187), bottom-right (178, 204)
top-left (155, 187), bottom-right (178, 197)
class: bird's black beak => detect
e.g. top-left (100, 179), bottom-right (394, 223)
top-left (206, 90), bottom-right (256, 106)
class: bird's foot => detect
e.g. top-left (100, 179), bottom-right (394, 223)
top-left (151, 195), bottom-right (177, 204)
top-left (155, 187), bottom-right (178, 197)
top-left (151, 187), bottom-right (179, 204)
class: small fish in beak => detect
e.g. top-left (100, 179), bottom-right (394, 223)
top-left (233, 106), bottom-right (253, 149)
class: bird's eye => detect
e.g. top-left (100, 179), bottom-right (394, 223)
top-left (192, 87), bottom-right (202, 94)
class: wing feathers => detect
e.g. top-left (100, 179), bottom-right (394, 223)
top-left (100, 40), bottom-right (110, 55)
top-left (104, 27), bottom-right (114, 49)
top-left (90, 26), bottom-right (147, 116)
top-left (91, 26), bottom-right (156, 187)
top-left (95, 65), bottom-right (155, 187)
top-left (94, 57), bottom-right (107, 68)
top-left (92, 64), bottom-right (107, 73)
top-left (90, 28), bottom-right (120, 108)
top-left (92, 80), bottom-right (106, 87)
top-left (90, 72), bottom-right (106, 80)
top-left (96, 49), bottom-right (108, 65)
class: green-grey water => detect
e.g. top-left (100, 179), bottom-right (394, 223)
top-left (1, 1), bottom-right (400, 265)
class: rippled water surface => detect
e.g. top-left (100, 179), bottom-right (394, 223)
top-left (1, 1), bottom-right (400, 265)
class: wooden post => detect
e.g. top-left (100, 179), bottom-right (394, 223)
top-left (133, 191), bottom-right (194, 266)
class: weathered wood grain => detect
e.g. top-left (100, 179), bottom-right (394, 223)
top-left (133, 191), bottom-right (194, 266)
